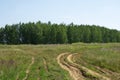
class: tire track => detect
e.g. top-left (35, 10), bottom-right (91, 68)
top-left (67, 53), bottom-right (111, 80)
top-left (22, 57), bottom-right (35, 80)
top-left (57, 53), bottom-right (111, 80)
top-left (57, 53), bottom-right (84, 80)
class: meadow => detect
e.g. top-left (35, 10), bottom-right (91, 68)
top-left (0, 43), bottom-right (120, 80)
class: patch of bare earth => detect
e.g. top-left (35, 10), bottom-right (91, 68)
top-left (43, 57), bottom-right (49, 72)
top-left (57, 53), bottom-right (84, 80)
top-left (57, 53), bottom-right (111, 80)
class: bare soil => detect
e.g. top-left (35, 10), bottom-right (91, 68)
top-left (57, 53), bottom-right (111, 80)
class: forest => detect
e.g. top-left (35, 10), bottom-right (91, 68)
top-left (0, 21), bottom-right (120, 44)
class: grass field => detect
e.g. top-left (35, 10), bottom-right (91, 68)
top-left (0, 43), bottom-right (120, 80)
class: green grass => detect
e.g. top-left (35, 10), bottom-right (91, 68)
top-left (73, 43), bottom-right (120, 80)
top-left (73, 43), bottom-right (120, 72)
top-left (0, 43), bottom-right (120, 80)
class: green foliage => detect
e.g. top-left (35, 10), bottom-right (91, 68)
top-left (0, 21), bottom-right (120, 44)
top-left (0, 28), bottom-right (4, 43)
top-left (4, 24), bottom-right (20, 44)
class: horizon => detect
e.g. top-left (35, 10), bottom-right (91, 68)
top-left (0, 0), bottom-right (120, 30)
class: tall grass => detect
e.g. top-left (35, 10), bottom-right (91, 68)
top-left (0, 43), bottom-right (120, 80)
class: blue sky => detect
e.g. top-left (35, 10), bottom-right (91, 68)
top-left (0, 0), bottom-right (120, 30)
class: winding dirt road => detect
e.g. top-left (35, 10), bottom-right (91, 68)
top-left (57, 53), bottom-right (84, 80)
top-left (57, 53), bottom-right (111, 80)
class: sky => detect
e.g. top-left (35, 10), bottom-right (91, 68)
top-left (0, 0), bottom-right (120, 30)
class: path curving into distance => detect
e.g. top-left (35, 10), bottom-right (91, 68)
top-left (57, 53), bottom-right (111, 80)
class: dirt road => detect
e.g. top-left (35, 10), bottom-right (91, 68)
top-left (57, 53), bottom-right (111, 80)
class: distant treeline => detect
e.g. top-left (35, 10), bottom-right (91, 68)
top-left (0, 21), bottom-right (120, 44)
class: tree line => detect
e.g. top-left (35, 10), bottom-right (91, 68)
top-left (0, 21), bottom-right (120, 44)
